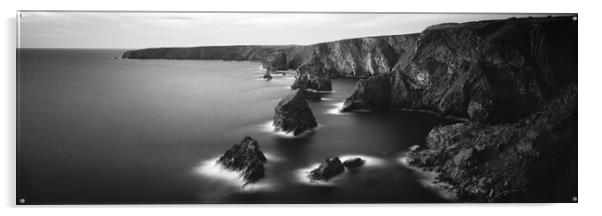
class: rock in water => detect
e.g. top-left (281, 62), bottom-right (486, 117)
top-left (308, 157), bottom-right (345, 181)
top-left (299, 89), bottom-right (322, 102)
top-left (290, 55), bottom-right (333, 91)
top-left (342, 158), bottom-right (365, 169)
top-left (341, 75), bottom-right (391, 112)
top-left (216, 136), bottom-right (267, 185)
top-left (263, 52), bottom-right (288, 71)
top-left (273, 90), bottom-right (318, 136)
top-left (261, 70), bottom-right (273, 80)
top-left (291, 73), bottom-right (332, 91)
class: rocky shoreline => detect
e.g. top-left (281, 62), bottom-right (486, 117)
top-left (126, 16), bottom-right (577, 202)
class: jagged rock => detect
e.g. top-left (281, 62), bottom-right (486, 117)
top-left (341, 75), bottom-right (391, 112)
top-left (216, 136), bottom-right (267, 185)
top-left (273, 90), bottom-right (318, 136)
top-left (261, 70), bottom-right (273, 80)
top-left (291, 74), bottom-right (332, 91)
top-left (393, 16), bottom-right (577, 123)
top-left (290, 56), bottom-right (333, 91)
top-left (339, 16), bottom-right (577, 124)
top-left (299, 89), bottom-right (322, 102)
top-left (308, 157), bottom-right (345, 181)
top-left (342, 158), bottom-right (365, 169)
top-left (407, 85), bottom-right (577, 202)
top-left (122, 34), bottom-right (419, 78)
top-left (263, 52), bottom-right (288, 71)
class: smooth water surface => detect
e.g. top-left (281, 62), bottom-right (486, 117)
top-left (18, 49), bottom-right (455, 204)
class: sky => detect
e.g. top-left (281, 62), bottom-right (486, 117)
top-left (17, 12), bottom-right (567, 49)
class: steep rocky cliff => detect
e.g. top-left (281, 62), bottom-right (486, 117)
top-left (343, 16), bottom-right (577, 123)
top-left (340, 16), bottom-right (577, 202)
top-left (122, 45), bottom-right (291, 61)
top-left (406, 85), bottom-right (577, 202)
top-left (122, 34), bottom-right (419, 78)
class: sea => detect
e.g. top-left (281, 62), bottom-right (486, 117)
top-left (17, 49), bottom-right (456, 204)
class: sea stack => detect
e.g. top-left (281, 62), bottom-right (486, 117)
top-left (299, 89), bottom-right (322, 102)
top-left (341, 75), bottom-right (391, 112)
top-left (261, 70), bottom-right (273, 80)
top-left (308, 157), bottom-right (345, 181)
top-left (216, 136), bottom-right (267, 186)
top-left (273, 90), bottom-right (318, 136)
top-left (290, 55), bottom-right (333, 91)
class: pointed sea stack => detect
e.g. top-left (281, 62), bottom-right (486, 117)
top-left (216, 136), bottom-right (267, 186)
top-left (273, 90), bottom-right (318, 136)
top-left (261, 70), bottom-right (273, 80)
top-left (308, 157), bottom-right (345, 181)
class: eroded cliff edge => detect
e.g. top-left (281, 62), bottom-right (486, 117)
top-left (122, 34), bottom-right (419, 78)
top-left (343, 16), bottom-right (577, 123)
top-left (345, 16), bottom-right (577, 202)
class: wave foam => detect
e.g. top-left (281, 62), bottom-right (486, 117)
top-left (192, 157), bottom-right (274, 192)
top-left (326, 102), bottom-right (347, 115)
top-left (397, 155), bottom-right (455, 200)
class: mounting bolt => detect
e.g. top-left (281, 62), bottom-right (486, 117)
top-left (572, 196), bottom-right (578, 202)
top-left (19, 198), bottom-right (25, 204)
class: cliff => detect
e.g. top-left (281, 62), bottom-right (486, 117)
top-left (122, 34), bottom-right (419, 78)
top-left (121, 45), bottom-right (292, 61)
top-left (343, 16), bottom-right (577, 123)
top-left (343, 16), bottom-right (577, 202)
top-left (406, 84), bottom-right (577, 202)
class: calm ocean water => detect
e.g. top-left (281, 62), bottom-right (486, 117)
top-left (18, 49), bottom-right (455, 204)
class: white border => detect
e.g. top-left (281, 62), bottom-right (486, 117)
top-left (2, 0), bottom-right (599, 215)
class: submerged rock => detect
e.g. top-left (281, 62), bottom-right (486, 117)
top-left (341, 75), bottom-right (391, 112)
top-left (273, 90), bottom-right (318, 135)
top-left (342, 158), bottom-right (365, 169)
top-left (263, 52), bottom-right (288, 71)
top-left (406, 85), bottom-right (577, 202)
top-left (308, 157), bottom-right (345, 181)
top-left (216, 136), bottom-right (267, 185)
top-left (261, 70), bottom-right (273, 80)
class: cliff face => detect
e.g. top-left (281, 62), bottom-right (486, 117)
top-left (406, 85), bottom-right (577, 202)
top-left (122, 45), bottom-right (291, 61)
top-left (122, 34), bottom-right (419, 78)
top-left (342, 16), bottom-right (577, 202)
top-left (285, 34), bottom-right (420, 78)
top-left (344, 16), bottom-right (577, 123)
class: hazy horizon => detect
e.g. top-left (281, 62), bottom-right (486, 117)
top-left (18, 12), bottom-right (570, 49)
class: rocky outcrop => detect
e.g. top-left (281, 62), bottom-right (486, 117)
top-left (262, 52), bottom-right (288, 71)
top-left (344, 16), bottom-right (577, 124)
top-left (273, 90), bottom-right (318, 136)
top-left (406, 85), bottom-right (577, 202)
top-left (341, 75), bottom-right (391, 112)
top-left (261, 70), bottom-right (272, 80)
top-left (216, 136), bottom-right (268, 186)
top-left (289, 55), bottom-right (333, 91)
top-left (290, 74), bottom-right (333, 92)
top-left (308, 157), bottom-right (345, 181)
top-left (342, 158), bottom-right (365, 169)
top-left (122, 34), bottom-right (419, 78)
top-left (299, 89), bottom-right (322, 102)
top-left (286, 34), bottom-right (420, 78)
